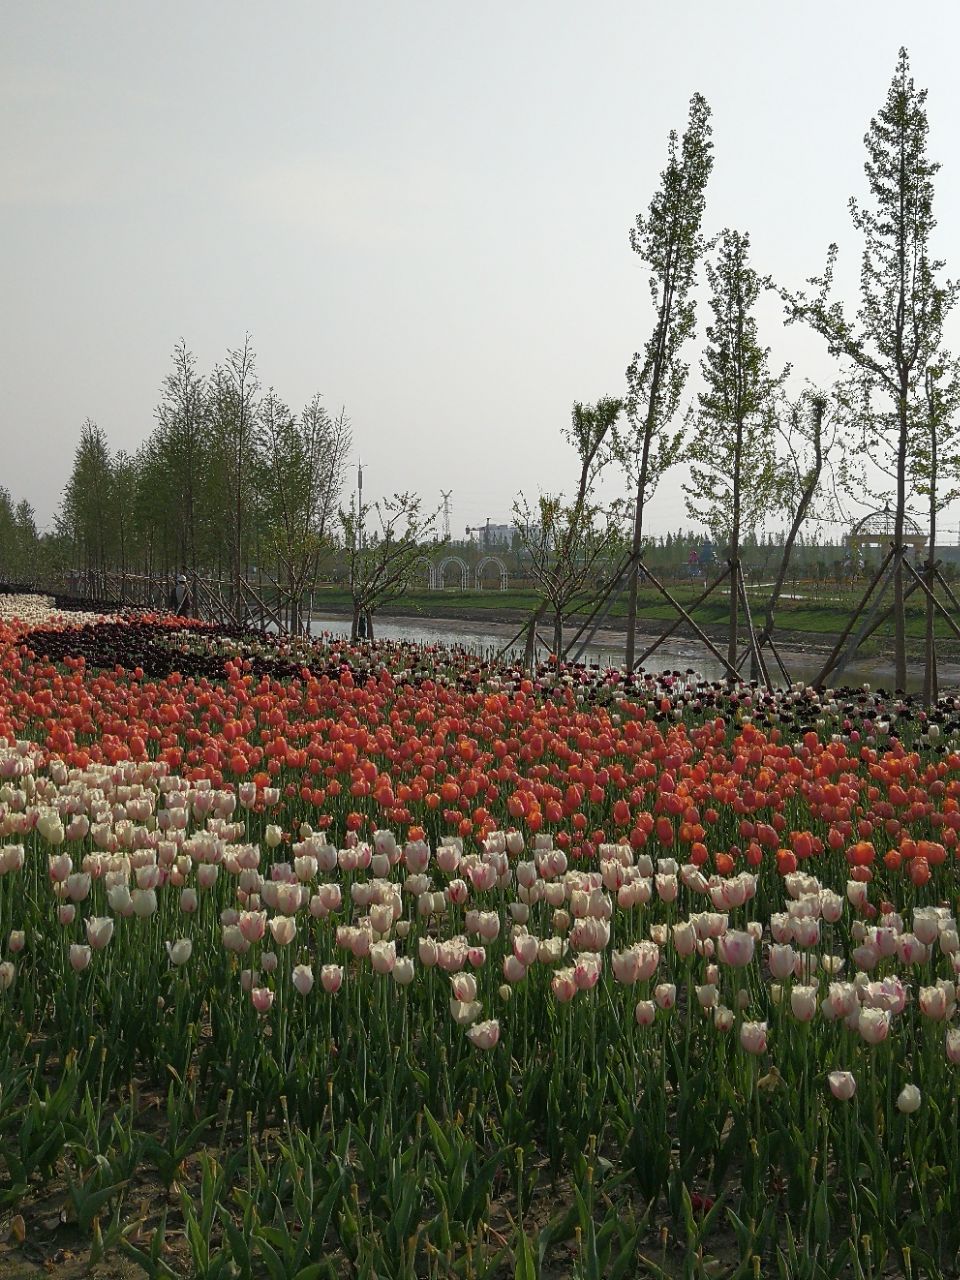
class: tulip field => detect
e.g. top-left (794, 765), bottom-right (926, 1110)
top-left (3, 596), bottom-right (960, 1277)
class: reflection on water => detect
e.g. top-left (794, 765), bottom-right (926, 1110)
top-left (306, 616), bottom-right (929, 692)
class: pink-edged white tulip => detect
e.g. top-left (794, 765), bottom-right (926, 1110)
top-left (655, 874), bottom-right (678, 903)
top-left (713, 1006), bottom-right (735, 1033)
top-left (0, 960), bottom-right (16, 990)
top-left (48, 853), bottom-right (72, 883)
top-left (82, 917), bottom-right (112, 950)
top-left (503, 954), bottom-right (527, 984)
top-left (467, 1019), bottom-right (500, 1050)
top-left (946, 1028), bottom-right (960, 1065)
top-left (292, 964), bottom-right (314, 995)
top-left (446, 879), bottom-right (469, 906)
top-left (268, 915), bottom-right (297, 947)
top-left (320, 964), bottom-right (343, 994)
top-left (450, 998), bottom-right (482, 1026)
top-left (913, 907), bottom-right (941, 946)
top-left (672, 921), bottom-right (697, 957)
top-left (513, 933), bottom-right (539, 967)
top-left (552, 968), bottom-right (577, 1003)
top-left (251, 987), bottom-right (274, 1013)
top-left (739, 1021), bottom-right (767, 1055)
top-left (846, 880), bottom-right (869, 910)
top-left (820, 891), bottom-right (843, 924)
top-left (790, 985), bottom-right (818, 1022)
top-left (260, 951), bottom-right (278, 974)
top-left (654, 982), bottom-right (677, 1010)
top-left (717, 930), bottom-right (754, 968)
top-left (573, 954), bottom-right (602, 991)
top-left (7, 930), bottom-right (25, 954)
top-left (451, 972), bottom-right (478, 1003)
top-left (634, 999), bottom-right (656, 1026)
top-left (166, 938), bottom-right (192, 966)
top-left (436, 845), bottom-right (461, 875)
top-left (919, 985), bottom-right (951, 1021)
top-left (69, 943), bottom-right (92, 972)
top-left (132, 888), bottom-right (157, 918)
top-left (768, 944), bottom-right (797, 979)
top-left (858, 1007), bottom-right (890, 1045)
top-left (392, 957), bottom-right (415, 985)
top-left (369, 940), bottom-right (396, 974)
top-left (476, 911), bottom-right (500, 941)
top-left (66, 872), bottom-right (92, 903)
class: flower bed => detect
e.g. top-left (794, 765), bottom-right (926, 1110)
top-left (1, 614), bottom-right (959, 1275)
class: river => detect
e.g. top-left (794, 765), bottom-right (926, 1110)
top-left (304, 614), bottom-right (954, 693)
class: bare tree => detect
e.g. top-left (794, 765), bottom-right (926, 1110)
top-left (514, 398), bottom-right (624, 655)
top-left (340, 492), bottom-right (442, 640)
top-left (757, 386), bottom-right (849, 661)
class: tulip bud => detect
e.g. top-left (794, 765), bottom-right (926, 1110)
top-left (897, 1084), bottom-right (921, 1114)
top-left (828, 1071), bottom-right (856, 1101)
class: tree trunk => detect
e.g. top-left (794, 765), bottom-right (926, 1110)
top-left (728, 423), bottom-right (742, 675)
top-left (624, 424), bottom-right (653, 670)
top-left (893, 393), bottom-right (908, 690)
top-left (924, 376), bottom-right (938, 705)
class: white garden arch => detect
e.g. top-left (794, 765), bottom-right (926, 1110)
top-left (436, 555), bottom-right (470, 590)
top-left (410, 556), bottom-right (437, 590)
top-left (474, 555), bottom-right (508, 591)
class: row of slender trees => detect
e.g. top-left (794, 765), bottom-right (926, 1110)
top-left (519, 49), bottom-right (960, 696)
top-left (54, 338), bottom-right (353, 615)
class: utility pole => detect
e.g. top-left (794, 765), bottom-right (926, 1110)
top-left (357, 461), bottom-right (364, 550)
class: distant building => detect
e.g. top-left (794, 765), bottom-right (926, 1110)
top-left (467, 521), bottom-right (516, 549)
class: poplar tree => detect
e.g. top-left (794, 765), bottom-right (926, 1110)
top-left (683, 230), bottom-right (787, 670)
top-left (155, 339), bottom-right (209, 571)
top-left (777, 49), bottom-right (957, 690)
top-left (618, 93), bottom-right (713, 669)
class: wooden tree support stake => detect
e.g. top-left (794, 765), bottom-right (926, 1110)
top-left (633, 563), bottom-right (732, 671)
top-left (815, 546), bottom-right (897, 687)
top-left (563, 549), bottom-right (641, 663)
top-left (736, 561), bottom-right (773, 692)
top-left (631, 561), bottom-right (741, 680)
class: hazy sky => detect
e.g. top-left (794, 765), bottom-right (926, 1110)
top-left (5, 2), bottom-right (960, 542)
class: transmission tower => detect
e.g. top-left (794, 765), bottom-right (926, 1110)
top-left (441, 490), bottom-right (452, 541)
